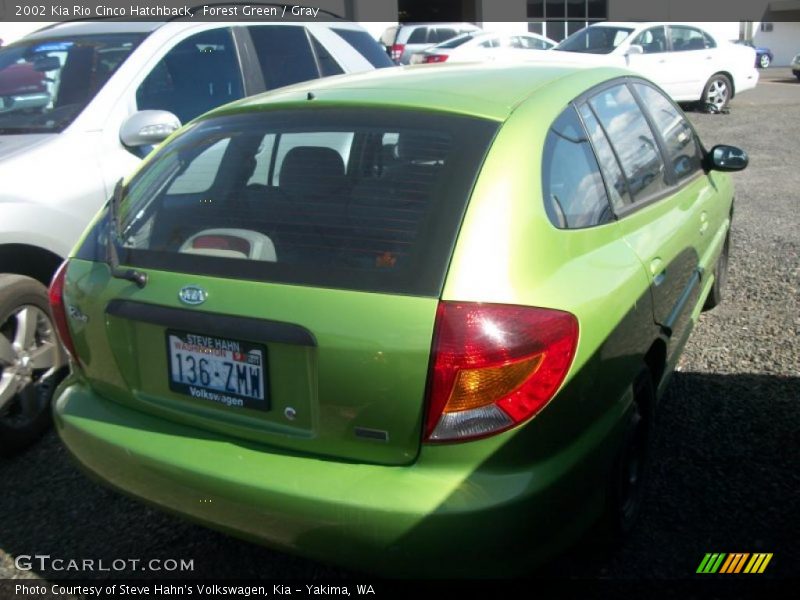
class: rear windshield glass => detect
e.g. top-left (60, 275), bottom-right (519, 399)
top-left (331, 28), bottom-right (394, 68)
top-left (117, 109), bottom-right (498, 297)
top-left (436, 33), bottom-right (478, 49)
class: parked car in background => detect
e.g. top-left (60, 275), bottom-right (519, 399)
top-left (53, 62), bottom-right (745, 575)
top-left (792, 52), bottom-right (800, 81)
top-left (0, 19), bottom-right (390, 455)
top-left (733, 39), bottom-right (773, 68)
top-left (379, 22), bottom-right (481, 64)
top-left (529, 22), bottom-right (758, 110)
top-left (410, 30), bottom-right (555, 64)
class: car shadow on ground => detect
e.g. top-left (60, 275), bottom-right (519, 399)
top-left (0, 371), bottom-right (797, 580)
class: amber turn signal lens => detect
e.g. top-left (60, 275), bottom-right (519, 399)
top-left (443, 354), bottom-right (544, 413)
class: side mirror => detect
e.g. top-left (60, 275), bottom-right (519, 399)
top-left (120, 110), bottom-right (181, 148)
top-left (706, 144), bottom-right (749, 172)
top-left (626, 44), bottom-right (644, 56)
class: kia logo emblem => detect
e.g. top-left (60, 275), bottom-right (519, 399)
top-left (179, 285), bottom-right (207, 306)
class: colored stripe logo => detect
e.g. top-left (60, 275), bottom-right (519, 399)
top-left (696, 553), bottom-right (773, 574)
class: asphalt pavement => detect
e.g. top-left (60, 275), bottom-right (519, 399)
top-left (1, 68), bottom-right (798, 584)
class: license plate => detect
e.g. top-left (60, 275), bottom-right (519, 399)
top-left (166, 330), bottom-right (268, 410)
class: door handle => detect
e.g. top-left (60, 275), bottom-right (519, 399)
top-left (650, 258), bottom-right (666, 286)
top-left (700, 211), bottom-right (709, 235)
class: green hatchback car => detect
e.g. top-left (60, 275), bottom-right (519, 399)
top-left (51, 63), bottom-right (747, 575)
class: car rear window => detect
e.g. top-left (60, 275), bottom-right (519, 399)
top-left (117, 109), bottom-right (499, 297)
top-left (331, 28), bottom-right (394, 68)
top-left (437, 33), bottom-right (477, 49)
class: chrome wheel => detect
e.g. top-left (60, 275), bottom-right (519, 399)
top-left (759, 54), bottom-right (770, 69)
top-left (0, 305), bottom-right (60, 428)
top-left (704, 76), bottom-right (731, 111)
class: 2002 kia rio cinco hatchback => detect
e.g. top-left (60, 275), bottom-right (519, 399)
top-left (51, 63), bottom-right (747, 575)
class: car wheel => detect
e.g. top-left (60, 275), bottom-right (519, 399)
top-left (0, 275), bottom-right (66, 456)
top-left (609, 370), bottom-right (654, 537)
top-left (758, 54), bottom-right (771, 69)
top-left (702, 73), bottom-right (733, 111)
top-left (703, 233), bottom-right (730, 311)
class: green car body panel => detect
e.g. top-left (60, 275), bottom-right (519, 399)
top-left (54, 63), bottom-right (734, 575)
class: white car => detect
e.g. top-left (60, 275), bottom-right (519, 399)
top-left (533, 22), bottom-right (758, 110)
top-left (0, 19), bottom-right (390, 454)
top-left (410, 31), bottom-right (556, 64)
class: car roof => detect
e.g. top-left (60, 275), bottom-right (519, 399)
top-left (23, 19), bottom-right (360, 41)
top-left (214, 62), bottom-right (632, 122)
top-left (590, 21), bottom-right (713, 30)
top-left (25, 21), bottom-right (163, 39)
top-left (400, 22), bottom-right (478, 28)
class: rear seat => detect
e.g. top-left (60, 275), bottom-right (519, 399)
top-left (264, 146), bottom-right (349, 262)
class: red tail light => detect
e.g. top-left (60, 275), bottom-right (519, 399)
top-left (390, 43), bottom-right (405, 62)
top-left (48, 261), bottom-right (79, 362)
top-left (424, 302), bottom-right (578, 442)
top-left (423, 54), bottom-right (449, 64)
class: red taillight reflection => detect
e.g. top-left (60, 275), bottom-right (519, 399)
top-left (424, 302), bottom-right (579, 442)
top-left (48, 261), bottom-right (79, 362)
top-left (423, 54), bottom-right (449, 63)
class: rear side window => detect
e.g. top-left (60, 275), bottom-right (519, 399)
top-left (432, 28), bottom-right (458, 43)
top-left (117, 110), bottom-right (499, 297)
top-left (588, 84), bottom-right (668, 202)
top-left (309, 35), bottom-right (344, 76)
top-left (511, 36), bottom-right (552, 50)
top-left (632, 26), bottom-right (667, 54)
top-left (633, 83), bottom-right (702, 180)
top-left (542, 106), bottom-right (612, 229)
top-left (248, 26), bottom-right (319, 89)
top-left (407, 28), bottom-right (428, 44)
top-left (669, 26), bottom-right (714, 51)
top-left (578, 103), bottom-right (630, 211)
top-left (331, 28), bottom-right (393, 68)
top-left (136, 28), bottom-right (244, 124)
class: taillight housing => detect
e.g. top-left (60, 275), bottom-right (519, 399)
top-left (424, 302), bottom-right (578, 442)
top-left (423, 54), bottom-right (449, 64)
top-left (390, 43), bottom-right (405, 62)
top-left (48, 260), bottom-right (79, 362)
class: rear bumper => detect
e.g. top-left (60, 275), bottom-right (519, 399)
top-left (735, 67), bottom-right (759, 95)
top-left (54, 378), bottom-right (624, 576)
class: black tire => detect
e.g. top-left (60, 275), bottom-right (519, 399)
top-left (0, 274), bottom-right (66, 456)
top-left (604, 369), bottom-right (655, 539)
top-left (703, 233), bottom-right (730, 311)
top-left (758, 54), bottom-right (771, 69)
top-left (796, 73), bottom-right (800, 82)
top-left (702, 73), bottom-right (733, 111)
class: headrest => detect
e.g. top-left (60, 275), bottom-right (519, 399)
top-left (279, 146), bottom-right (346, 197)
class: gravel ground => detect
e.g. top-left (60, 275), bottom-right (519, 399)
top-left (1, 69), bottom-right (798, 585)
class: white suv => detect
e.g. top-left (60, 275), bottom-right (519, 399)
top-left (380, 22), bottom-right (481, 64)
top-left (0, 19), bottom-right (391, 454)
